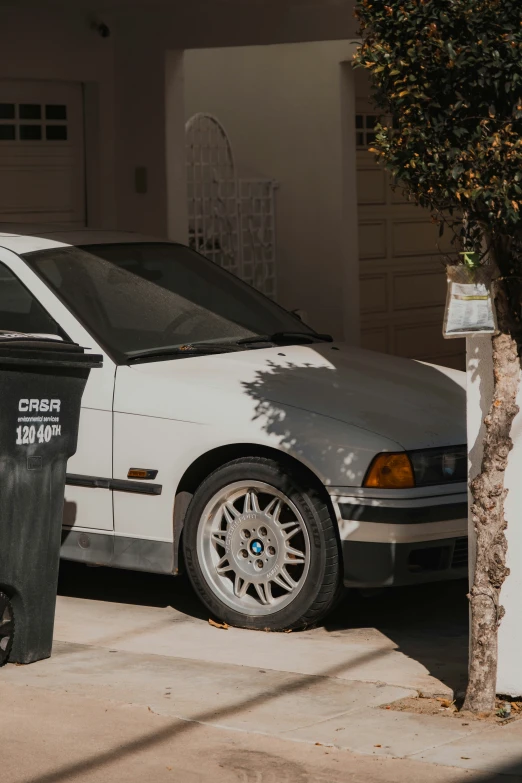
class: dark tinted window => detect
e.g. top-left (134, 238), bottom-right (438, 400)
top-left (24, 243), bottom-right (312, 362)
top-left (0, 263), bottom-right (60, 335)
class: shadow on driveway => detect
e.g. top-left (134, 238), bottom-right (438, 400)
top-left (58, 561), bottom-right (469, 695)
top-left (326, 578), bottom-right (469, 696)
top-left (58, 560), bottom-right (209, 618)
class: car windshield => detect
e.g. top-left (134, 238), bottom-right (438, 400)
top-left (23, 242), bottom-right (315, 363)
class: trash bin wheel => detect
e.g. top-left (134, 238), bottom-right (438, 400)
top-left (0, 592), bottom-right (14, 667)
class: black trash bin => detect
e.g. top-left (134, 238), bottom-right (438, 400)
top-left (0, 332), bottom-right (102, 665)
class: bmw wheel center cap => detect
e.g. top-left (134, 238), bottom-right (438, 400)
top-left (250, 539), bottom-right (264, 556)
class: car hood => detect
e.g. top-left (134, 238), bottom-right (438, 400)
top-left (122, 343), bottom-right (466, 452)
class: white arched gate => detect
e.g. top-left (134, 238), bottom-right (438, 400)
top-left (186, 113), bottom-right (277, 299)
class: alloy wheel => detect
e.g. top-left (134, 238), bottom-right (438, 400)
top-left (197, 481), bottom-right (311, 616)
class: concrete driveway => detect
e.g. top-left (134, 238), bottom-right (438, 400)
top-left (4, 564), bottom-right (522, 782)
top-left (53, 562), bottom-right (469, 698)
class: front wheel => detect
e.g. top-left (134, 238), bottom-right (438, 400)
top-left (183, 457), bottom-right (341, 631)
top-left (0, 592), bottom-right (14, 667)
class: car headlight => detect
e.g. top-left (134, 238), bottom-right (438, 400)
top-left (363, 446), bottom-right (467, 489)
top-left (409, 446), bottom-right (467, 486)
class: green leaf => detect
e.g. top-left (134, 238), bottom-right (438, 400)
top-left (352, 0), bottom-right (522, 252)
top-left (451, 164), bottom-right (464, 179)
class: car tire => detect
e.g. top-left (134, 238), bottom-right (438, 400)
top-left (183, 457), bottom-right (341, 631)
top-left (0, 592), bottom-right (14, 667)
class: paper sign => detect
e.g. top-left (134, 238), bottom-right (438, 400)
top-left (444, 280), bottom-right (496, 338)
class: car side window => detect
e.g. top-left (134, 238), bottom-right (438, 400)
top-left (0, 262), bottom-right (61, 335)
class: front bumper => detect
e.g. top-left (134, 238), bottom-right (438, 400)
top-left (329, 485), bottom-right (468, 588)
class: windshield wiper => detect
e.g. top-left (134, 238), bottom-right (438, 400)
top-left (236, 331), bottom-right (333, 346)
top-left (127, 343), bottom-right (238, 363)
top-left (127, 332), bottom-right (334, 363)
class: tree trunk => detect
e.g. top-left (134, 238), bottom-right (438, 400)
top-left (463, 280), bottom-right (520, 713)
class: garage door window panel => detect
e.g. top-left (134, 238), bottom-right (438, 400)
top-left (356, 113), bottom-right (380, 149)
top-left (19, 125), bottom-right (42, 141)
top-left (0, 102), bottom-right (67, 143)
top-left (46, 126), bottom-right (67, 141)
top-left (0, 126), bottom-right (15, 140)
top-left (45, 105), bottom-right (67, 121)
top-left (19, 104), bottom-right (41, 120)
top-left (0, 104), bottom-right (14, 120)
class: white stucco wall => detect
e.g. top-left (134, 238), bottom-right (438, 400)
top-left (184, 41), bottom-right (360, 342)
top-left (467, 335), bottom-right (522, 696)
top-left (113, 23), bottom-right (187, 241)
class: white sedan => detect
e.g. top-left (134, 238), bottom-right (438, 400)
top-left (0, 229), bottom-right (468, 630)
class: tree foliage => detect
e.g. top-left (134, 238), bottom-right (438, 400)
top-left (354, 0), bottom-right (522, 249)
top-left (354, 0), bottom-right (522, 714)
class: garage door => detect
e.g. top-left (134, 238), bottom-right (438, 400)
top-left (355, 101), bottom-right (465, 371)
top-left (0, 81), bottom-right (85, 226)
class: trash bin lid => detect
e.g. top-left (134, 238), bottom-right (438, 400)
top-left (0, 332), bottom-right (103, 369)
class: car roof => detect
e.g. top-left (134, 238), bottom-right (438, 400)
top-left (0, 225), bottom-right (166, 254)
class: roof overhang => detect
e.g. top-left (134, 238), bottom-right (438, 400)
top-left (2, 0), bottom-right (359, 48)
